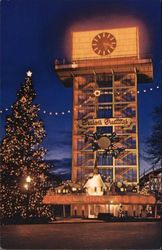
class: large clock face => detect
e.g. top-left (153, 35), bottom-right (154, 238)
top-left (92, 32), bottom-right (117, 56)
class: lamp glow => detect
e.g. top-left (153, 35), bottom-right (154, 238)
top-left (24, 184), bottom-right (28, 190)
top-left (26, 176), bottom-right (31, 183)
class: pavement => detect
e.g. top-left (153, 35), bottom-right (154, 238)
top-left (51, 216), bottom-right (161, 224)
top-left (52, 217), bottom-right (103, 223)
top-left (1, 221), bottom-right (161, 249)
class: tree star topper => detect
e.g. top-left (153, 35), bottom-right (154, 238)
top-left (26, 70), bottom-right (32, 77)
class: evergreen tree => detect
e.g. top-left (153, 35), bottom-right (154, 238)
top-left (145, 103), bottom-right (162, 166)
top-left (0, 71), bottom-right (54, 222)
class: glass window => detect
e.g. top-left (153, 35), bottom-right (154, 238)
top-left (115, 167), bottom-right (137, 182)
top-left (98, 109), bottom-right (112, 118)
top-left (97, 126), bottom-right (113, 134)
top-left (99, 94), bottom-right (112, 103)
top-left (97, 153), bottom-right (113, 166)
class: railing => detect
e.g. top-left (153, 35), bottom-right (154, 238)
top-left (140, 165), bottom-right (162, 179)
top-left (54, 53), bottom-right (153, 66)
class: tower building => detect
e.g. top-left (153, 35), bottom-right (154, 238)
top-left (43, 26), bottom-right (157, 219)
top-left (55, 27), bottom-right (153, 188)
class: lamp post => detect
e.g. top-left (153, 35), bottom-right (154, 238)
top-left (24, 176), bottom-right (32, 223)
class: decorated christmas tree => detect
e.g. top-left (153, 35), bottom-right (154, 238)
top-left (0, 71), bottom-right (54, 223)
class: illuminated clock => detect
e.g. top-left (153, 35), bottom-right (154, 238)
top-left (92, 32), bottom-right (117, 56)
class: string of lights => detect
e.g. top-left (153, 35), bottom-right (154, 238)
top-left (0, 84), bottom-right (160, 117)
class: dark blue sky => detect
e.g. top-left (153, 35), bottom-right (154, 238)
top-left (0, 0), bottom-right (161, 179)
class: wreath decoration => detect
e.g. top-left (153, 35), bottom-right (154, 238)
top-left (85, 131), bottom-right (124, 158)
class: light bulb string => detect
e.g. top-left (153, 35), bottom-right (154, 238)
top-left (0, 84), bottom-right (160, 116)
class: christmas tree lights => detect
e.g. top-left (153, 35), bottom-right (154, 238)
top-left (0, 71), bottom-right (54, 223)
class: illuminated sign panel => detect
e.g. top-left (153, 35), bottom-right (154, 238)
top-left (43, 194), bottom-right (156, 205)
top-left (79, 118), bottom-right (132, 127)
top-left (72, 27), bottom-right (139, 60)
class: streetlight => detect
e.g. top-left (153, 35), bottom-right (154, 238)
top-left (24, 176), bottom-right (32, 222)
top-left (24, 183), bottom-right (29, 190)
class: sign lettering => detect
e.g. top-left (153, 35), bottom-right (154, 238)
top-left (79, 118), bottom-right (132, 127)
top-left (43, 194), bottom-right (156, 205)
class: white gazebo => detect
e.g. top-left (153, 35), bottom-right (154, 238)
top-left (84, 173), bottom-right (106, 196)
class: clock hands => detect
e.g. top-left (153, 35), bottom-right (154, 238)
top-left (103, 42), bottom-right (110, 50)
top-left (92, 32), bottom-right (116, 56)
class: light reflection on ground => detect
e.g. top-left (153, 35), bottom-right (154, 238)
top-left (1, 222), bottom-right (161, 249)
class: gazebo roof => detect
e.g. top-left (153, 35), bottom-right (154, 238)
top-left (84, 173), bottom-right (106, 189)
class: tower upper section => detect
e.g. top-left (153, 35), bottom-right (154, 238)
top-left (72, 27), bottom-right (139, 61)
top-left (54, 27), bottom-right (153, 87)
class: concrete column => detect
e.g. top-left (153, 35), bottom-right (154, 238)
top-left (155, 204), bottom-right (157, 218)
top-left (70, 205), bottom-right (72, 217)
top-left (63, 205), bottom-right (66, 218)
top-left (108, 204), bottom-right (110, 213)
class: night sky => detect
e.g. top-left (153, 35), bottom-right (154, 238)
top-left (0, 0), bottom-right (161, 179)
